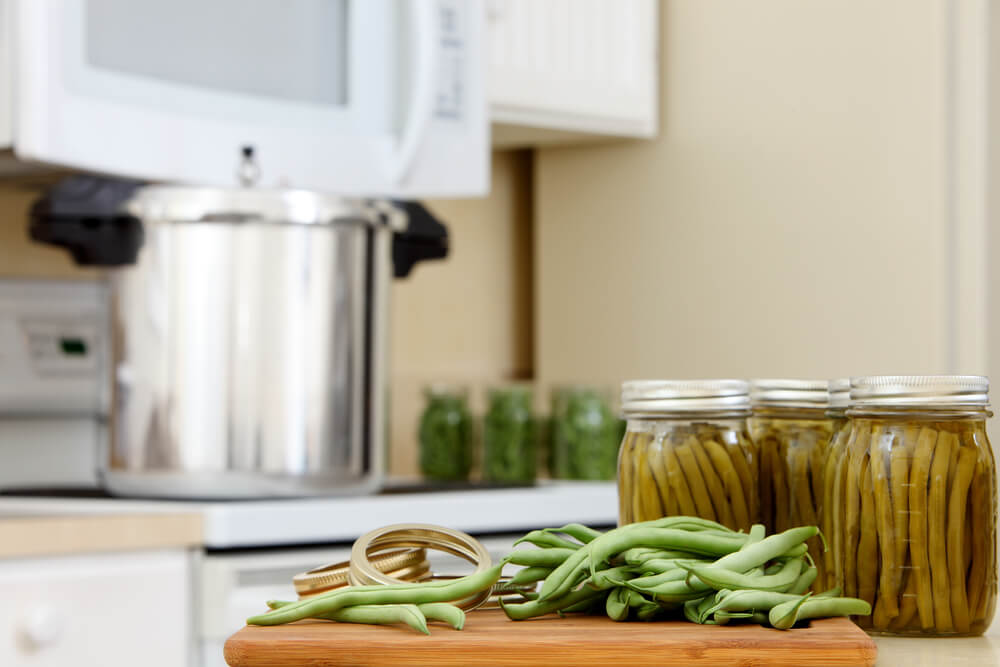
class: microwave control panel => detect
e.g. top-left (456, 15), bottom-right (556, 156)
top-left (434, 0), bottom-right (469, 122)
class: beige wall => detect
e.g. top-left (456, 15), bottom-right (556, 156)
top-left (389, 150), bottom-right (533, 476)
top-left (535, 0), bottom-right (953, 390)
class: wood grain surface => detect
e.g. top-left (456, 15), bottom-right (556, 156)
top-left (224, 610), bottom-right (877, 667)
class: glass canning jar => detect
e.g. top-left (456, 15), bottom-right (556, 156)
top-left (551, 386), bottom-right (619, 480)
top-left (482, 385), bottom-right (536, 484)
top-left (749, 379), bottom-right (834, 587)
top-left (819, 378), bottom-right (851, 591)
top-left (832, 376), bottom-right (996, 636)
top-left (418, 385), bottom-right (473, 482)
top-left (618, 380), bottom-right (757, 530)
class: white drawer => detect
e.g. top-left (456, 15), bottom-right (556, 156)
top-left (0, 550), bottom-right (192, 667)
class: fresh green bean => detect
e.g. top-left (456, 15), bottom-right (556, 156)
top-left (586, 565), bottom-right (638, 590)
top-left (501, 587), bottom-right (604, 621)
top-left (509, 566), bottom-right (553, 586)
top-left (622, 548), bottom-right (694, 565)
top-left (770, 596), bottom-right (872, 630)
top-left (543, 523), bottom-right (603, 544)
top-left (683, 596), bottom-right (709, 624)
top-left (702, 589), bottom-right (807, 619)
top-left (507, 547), bottom-right (576, 568)
top-left (513, 530), bottom-right (581, 551)
top-left (247, 563), bottom-right (503, 625)
top-left (636, 602), bottom-right (662, 621)
top-left (628, 562), bottom-right (705, 588)
top-left (788, 565), bottom-right (817, 595)
top-left (323, 604), bottom-right (430, 635)
top-left (416, 603), bottom-right (465, 630)
top-left (606, 587), bottom-right (630, 621)
top-left (713, 610), bottom-right (756, 625)
top-left (769, 595), bottom-right (812, 630)
top-left (637, 557), bottom-right (710, 575)
top-left (681, 557), bottom-right (802, 592)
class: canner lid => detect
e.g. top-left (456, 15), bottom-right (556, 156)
top-left (749, 379), bottom-right (829, 409)
top-left (827, 378), bottom-right (851, 409)
top-left (621, 379), bottom-right (750, 416)
top-left (850, 375), bottom-right (989, 407)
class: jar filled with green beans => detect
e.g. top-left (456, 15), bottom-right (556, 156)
top-left (618, 380), bottom-right (758, 531)
top-left (550, 386), bottom-right (620, 480)
top-left (482, 385), bottom-right (537, 483)
top-left (831, 376), bottom-right (996, 636)
top-left (819, 378), bottom-right (851, 591)
top-left (749, 380), bottom-right (834, 588)
top-left (418, 385), bottom-right (473, 482)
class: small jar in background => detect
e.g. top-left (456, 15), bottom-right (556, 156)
top-left (819, 378), bottom-right (851, 591)
top-left (832, 376), bottom-right (996, 636)
top-left (749, 379), bottom-right (833, 587)
top-left (418, 385), bottom-right (473, 482)
top-left (550, 386), bottom-right (619, 480)
top-left (482, 385), bottom-right (536, 484)
top-left (618, 380), bottom-right (757, 531)
top-left (544, 386), bottom-right (571, 477)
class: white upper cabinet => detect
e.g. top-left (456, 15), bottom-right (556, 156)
top-left (1, 0), bottom-right (488, 197)
top-left (487, 0), bottom-right (658, 147)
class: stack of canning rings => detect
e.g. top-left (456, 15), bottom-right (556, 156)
top-left (293, 524), bottom-right (528, 610)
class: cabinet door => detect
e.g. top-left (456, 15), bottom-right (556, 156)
top-left (488, 0), bottom-right (658, 140)
top-left (0, 550), bottom-right (192, 667)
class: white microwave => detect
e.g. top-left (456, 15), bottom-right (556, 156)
top-left (0, 0), bottom-right (487, 197)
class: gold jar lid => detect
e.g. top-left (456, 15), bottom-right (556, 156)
top-left (349, 523), bottom-right (494, 610)
top-left (293, 548), bottom-right (429, 598)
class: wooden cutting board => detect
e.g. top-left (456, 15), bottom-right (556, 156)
top-left (224, 610), bottom-right (877, 667)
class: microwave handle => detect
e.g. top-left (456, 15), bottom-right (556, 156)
top-left (386, 0), bottom-right (438, 186)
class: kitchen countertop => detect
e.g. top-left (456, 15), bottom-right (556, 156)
top-left (0, 511), bottom-right (203, 558)
top-left (873, 620), bottom-right (1000, 665)
top-left (0, 481), bottom-right (619, 549)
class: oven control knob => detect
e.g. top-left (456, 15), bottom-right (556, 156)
top-left (19, 606), bottom-right (63, 650)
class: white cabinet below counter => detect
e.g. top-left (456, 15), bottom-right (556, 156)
top-left (0, 549), bottom-right (193, 667)
top-left (488, 0), bottom-right (659, 147)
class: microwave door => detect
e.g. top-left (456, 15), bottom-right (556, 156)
top-left (11, 0), bottom-right (488, 197)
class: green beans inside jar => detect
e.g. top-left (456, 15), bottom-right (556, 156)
top-left (819, 378), bottom-right (851, 591)
top-left (749, 379), bottom-right (834, 588)
top-left (482, 385), bottom-right (536, 483)
top-left (618, 380), bottom-right (758, 531)
top-left (550, 386), bottom-right (620, 480)
top-left (831, 376), bottom-right (996, 636)
top-left (418, 385), bottom-right (473, 482)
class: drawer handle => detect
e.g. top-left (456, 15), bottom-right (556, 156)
top-left (19, 606), bottom-right (63, 650)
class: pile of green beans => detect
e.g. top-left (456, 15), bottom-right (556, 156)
top-left (247, 518), bottom-right (869, 634)
top-left (501, 518), bottom-right (870, 628)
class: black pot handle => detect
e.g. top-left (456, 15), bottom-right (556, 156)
top-left (390, 200), bottom-right (449, 278)
top-left (29, 175), bottom-right (145, 266)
